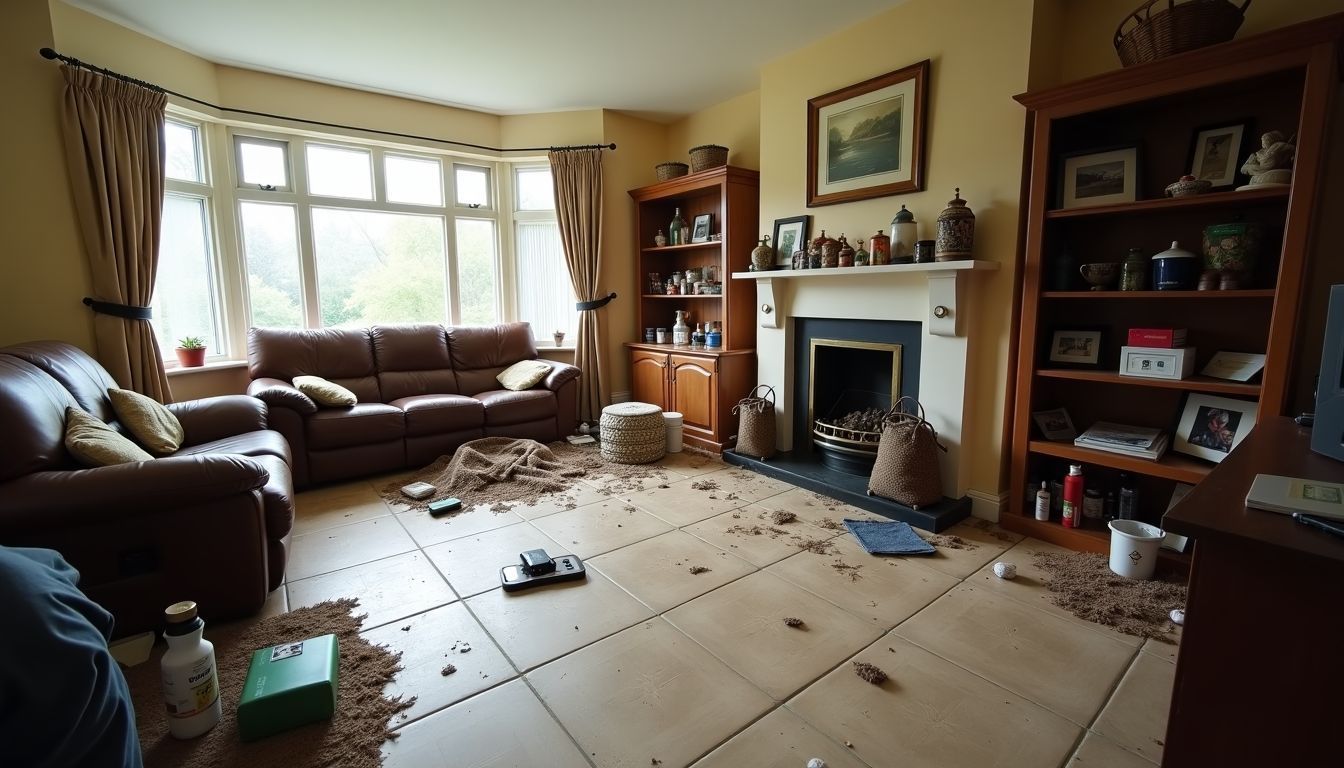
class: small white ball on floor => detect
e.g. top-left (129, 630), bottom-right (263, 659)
top-left (806, 759), bottom-right (827, 768)
top-left (992, 561), bottom-right (1017, 580)
top-left (1170, 609), bottom-right (1185, 625)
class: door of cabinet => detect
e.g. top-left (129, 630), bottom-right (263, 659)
top-left (668, 354), bottom-right (716, 434)
top-left (630, 350), bottom-right (670, 409)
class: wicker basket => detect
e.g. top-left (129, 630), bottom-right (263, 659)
top-left (600, 402), bottom-right (666, 464)
top-left (689, 144), bottom-right (729, 173)
top-left (655, 162), bottom-right (689, 182)
top-left (732, 385), bottom-right (776, 459)
top-left (1114, 0), bottom-right (1249, 67)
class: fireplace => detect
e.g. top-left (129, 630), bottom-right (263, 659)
top-left (807, 338), bottom-right (902, 474)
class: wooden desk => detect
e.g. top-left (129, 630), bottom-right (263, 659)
top-left (1161, 417), bottom-right (1344, 767)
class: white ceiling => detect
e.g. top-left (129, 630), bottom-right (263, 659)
top-left (65, 0), bottom-right (902, 122)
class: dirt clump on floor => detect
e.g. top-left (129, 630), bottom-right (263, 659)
top-left (783, 617), bottom-right (804, 627)
top-left (1032, 551), bottom-right (1187, 640)
top-left (687, 565), bottom-right (711, 575)
top-left (691, 479), bottom-right (720, 491)
top-left (852, 661), bottom-right (888, 685)
top-left (440, 664), bottom-right (456, 676)
top-left (959, 518), bottom-right (1019, 543)
top-left (816, 517), bottom-right (844, 531)
top-left (927, 534), bottom-right (977, 550)
top-left (727, 524), bottom-right (764, 536)
top-left (830, 560), bottom-right (863, 581)
top-left (796, 537), bottom-right (836, 555)
top-left (770, 510), bottom-right (797, 525)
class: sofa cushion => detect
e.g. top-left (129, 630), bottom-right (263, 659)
top-left (0, 342), bottom-right (123, 424)
top-left (293, 375), bottom-right (358, 407)
top-left (248, 327), bottom-right (381, 402)
top-left (306, 404), bottom-right (404, 450)
top-left (448, 323), bottom-right (538, 395)
top-left (64, 408), bottom-right (152, 467)
top-left (497, 360), bottom-right (551, 391)
top-left (371, 324), bottom-right (460, 401)
top-left (173, 430), bottom-right (292, 465)
top-left (108, 387), bottom-right (184, 456)
top-left (473, 389), bottom-right (555, 426)
top-left (391, 394), bottom-right (484, 437)
top-left (0, 357), bottom-right (83, 480)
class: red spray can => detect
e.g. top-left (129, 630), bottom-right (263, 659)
top-left (1062, 464), bottom-right (1084, 529)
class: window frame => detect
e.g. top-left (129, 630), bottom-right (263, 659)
top-left (508, 163), bottom-right (576, 345)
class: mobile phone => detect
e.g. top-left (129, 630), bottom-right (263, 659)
top-left (428, 497), bottom-right (463, 516)
top-left (400, 482), bottom-right (436, 500)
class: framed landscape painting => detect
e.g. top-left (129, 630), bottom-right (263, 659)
top-left (807, 60), bottom-right (929, 207)
top-left (1058, 146), bottom-right (1139, 209)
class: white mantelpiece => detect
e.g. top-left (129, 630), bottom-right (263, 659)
top-left (732, 262), bottom-right (998, 510)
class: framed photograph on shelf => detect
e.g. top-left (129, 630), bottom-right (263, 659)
top-left (1047, 329), bottom-right (1104, 367)
top-left (806, 59), bottom-right (929, 207)
top-left (690, 214), bottom-right (713, 243)
top-left (772, 215), bottom-right (810, 268)
top-left (1173, 393), bottom-right (1259, 463)
top-left (1188, 120), bottom-right (1251, 189)
top-left (1058, 146), bottom-right (1139, 209)
top-left (1032, 407), bottom-right (1077, 441)
top-left (1201, 351), bottom-right (1267, 381)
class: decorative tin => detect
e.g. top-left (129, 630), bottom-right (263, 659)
top-left (891, 205), bottom-right (918, 263)
top-left (854, 237), bottom-right (870, 267)
top-left (868, 230), bottom-right (890, 265)
top-left (934, 188), bottom-right (975, 261)
top-left (836, 234), bottom-right (855, 267)
top-left (751, 236), bottom-right (774, 272)
top-left (914, 240), bottom-right (935, 263)
top-left (792, 246), bottom-right (808, 270)
top-left (810, 230), bottom-right (835, 269)
top-left (1151, 241), bottom-right (1200, 290)
top-left (1202, 222), bottom-right (1262, 288)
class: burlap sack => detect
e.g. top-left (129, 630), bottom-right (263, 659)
top-left (732, 385), bottom-right (777, 459)
top-left (867, 397), bottom-right (946, 509)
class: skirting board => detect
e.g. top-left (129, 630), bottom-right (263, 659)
top-left (967, 488), bottom-right (1009, 522)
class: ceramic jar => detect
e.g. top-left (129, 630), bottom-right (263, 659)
top-left (1202, 222), bottom-right (1261, 289)
top-left (854, 238), bottom-right (870, 267)
top-left (868, 230), bottom-right (890, 266)
top-left (891, 205), bottom-right (917, 263)
top-left (751, 236), bottom-right (774, 272)
top-left (1151, 241), bottom-right (1200, 290)
top-left (792, 246), bottom-right (808, 270)
top-left (934, 188), bottom-right (975, 261)
top-left (836, 234), bottom-right (855, 267)
top-left (1165, 175), bottom-right (1212, 198)
top-left (673, 310), bottom-right (690, 345)
top-left (810, 230), bottom-right (835, 269)
top-left (914, 240), bottom-right (935, 263)
top-left (1119, 248), bottom-right (1147, 291)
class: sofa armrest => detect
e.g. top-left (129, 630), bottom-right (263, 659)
top-left (248, 377), bottom-right (318, 415)
top-left (0, 455), bottom-right (269, 530)
top-left (168, 394), bottom-right (268, 445)
top-left (538, 361), bottom-right (581, 392)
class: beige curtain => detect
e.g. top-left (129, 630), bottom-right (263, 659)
top-left (60, 66), bottom-right (172, 402)
top-left (549, 149), bottom-right (608, 423)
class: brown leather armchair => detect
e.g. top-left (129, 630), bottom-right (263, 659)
top-left (0, 342), bottom-right (294, 638)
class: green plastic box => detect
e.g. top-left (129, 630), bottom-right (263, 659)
top-left (237, 633), bottom-right (339, 742)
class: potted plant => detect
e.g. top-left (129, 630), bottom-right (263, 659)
top-left (175, 336), bottom-right (207, 367)
top-left (553, 330), bottom-right (566, 347)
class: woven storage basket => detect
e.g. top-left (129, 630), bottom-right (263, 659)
top-left (1114, 0), bottom-right (1248, 67)
top-left (600, 402), bottom-right (666, 464)
top-left (689, 144), bottom-right (729, 173)
top-left (732, 385), bottom-right (777, 459)
top-left (867, 397), bottom-right (946, 509)
top-left (656, 162), bottom-right (689, 182)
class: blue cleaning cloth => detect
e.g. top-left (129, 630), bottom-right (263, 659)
top-left (843, 519), bottom-right (936, 555)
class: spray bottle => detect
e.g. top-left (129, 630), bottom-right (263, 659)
top-left (160, 601), bottom-right (222, 739)
top-left (1062, 464), bottom-right (1084, 529)
top-left (1035, 481), bottom-right (1051, 522)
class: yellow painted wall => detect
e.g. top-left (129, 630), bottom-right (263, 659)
top-left (666, 90), bottom-right (761, 170)
top-left (1056, 0), bottom-right (1344, 82)
top-left (758, 0), bottom-right (1036, 501)
top-left (0, 0), bottom-right (91, 350)
top-left (500, 110), bottom-right (604, 152)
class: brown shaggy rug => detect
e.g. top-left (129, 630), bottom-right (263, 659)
top-left (125, 599), bottom-right (411, 768)
top-left (1032, 551), bottom-right (1187, 641)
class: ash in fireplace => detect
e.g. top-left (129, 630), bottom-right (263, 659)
top-left (823, 407), bottom-right (887, 433)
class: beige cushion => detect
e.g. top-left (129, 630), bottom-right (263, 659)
top-left (293, 375), bottom-right (358, 407)
top-left (65, 407), bottom-right (153, 467)
top-left (496, 360), bottom-right (550, 391)
top-left (107, 387), bottom-right (184, 456)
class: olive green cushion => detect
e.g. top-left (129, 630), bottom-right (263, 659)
top-left (496, 360), bottom-right (551, 391)
top-left (292, 375), bottom-right (358, 407)
top-left (108, 387), bottom-right (184, 456)
top-left (64, 407), bottom-right (153, 467)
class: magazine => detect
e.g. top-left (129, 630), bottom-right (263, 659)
top-left (1075, 421), bottom-right (1163, 449)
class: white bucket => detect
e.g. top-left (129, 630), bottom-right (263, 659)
top-left (1107, 519), bottom-right (1165, 579)
top-left (664, 412), bottom-right (684, 453)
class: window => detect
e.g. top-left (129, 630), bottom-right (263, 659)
top-left (153, 117), bottom-right (223, 360)
top-left (454, 164), bottom-right (490, 208)
top-left (238, 201), bottom-right (303, 328)
top-left (511, 166), bottom-right (575, 343)
top-left (235, 136), bottom-right (289, 191)
top-left (386, 155), bottom-right (443, 206)
top-left (312, 208), bottom-right (447, 326)
top-left (306, 144), bottom-right (373, 200)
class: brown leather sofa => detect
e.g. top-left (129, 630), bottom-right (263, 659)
top-left (246, 322), bottom-right (580, 488)
top-left (0, 342), bottom-right (294, 638)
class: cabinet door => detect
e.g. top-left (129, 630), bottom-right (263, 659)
top-left (669, 354), bottom-right (717, 434)
top-left (630, 350), bottom-right (670, 409)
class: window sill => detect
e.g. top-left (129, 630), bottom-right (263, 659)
top-left (165, 359), bottom-right (249, 377)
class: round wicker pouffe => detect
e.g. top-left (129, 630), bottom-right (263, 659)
top-left (600, 402), bottom-right (666, 464)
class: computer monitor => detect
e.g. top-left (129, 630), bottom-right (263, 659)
top-left (1312, 284), bottom-right (1344, 461)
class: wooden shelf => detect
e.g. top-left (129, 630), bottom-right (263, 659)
top-left (641, 293), bottom-right (720, 299)
top-left (1043, 186), bottom-right (1289, 220)
top-left (998, 515), bottom-right (1191, 573)
top-left (1041, 289), bottom-right (1276, 299)
top-left (640, 242), bottom-right (722, 253)
top-left (1036, 369), bottom-right (1261, 396)
top-left (1029, 440), bottom-right (1211, 484)
top-left (731, 260), bottom-right (998, 280)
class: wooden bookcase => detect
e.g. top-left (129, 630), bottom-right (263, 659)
top-left (1005, 18), bottom-right (1343, 566)
top-left (626, 166), bottom-right (759, 452)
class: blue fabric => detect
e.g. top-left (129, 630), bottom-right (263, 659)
top-left (843, 519), bottom-right (935, 555)
top-left (0, 546), bottom-right (142, 768)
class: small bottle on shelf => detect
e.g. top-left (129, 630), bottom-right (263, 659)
top-left (669, 208), bottom-right (685, 245)
top-left (1118, 473), bottom-right (1139, 520)
top-left (1062, 464), bottom-right (1084, 528)
top-left (691, 323), bottom-right (705, 348)
top-left (1034, 481), bottom-right (1051, 522)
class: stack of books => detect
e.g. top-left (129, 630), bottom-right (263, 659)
top-left (1074, 421), bottom-right (1169, 460)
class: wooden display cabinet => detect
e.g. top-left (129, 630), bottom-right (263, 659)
top-left (1006, 18), bottom-right (1342, 566)
top-left (626, 166), bottom-right (759, 452)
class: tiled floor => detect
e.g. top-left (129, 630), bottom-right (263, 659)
top-left (269, 453), bottom-right (1177, 768)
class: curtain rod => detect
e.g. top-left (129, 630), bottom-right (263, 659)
top-left (38, 48), bottom-right (616, 155)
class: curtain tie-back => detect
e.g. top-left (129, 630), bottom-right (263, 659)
top-left (83, 297), bottom-right (152, 320)
top-left (576, 292), bottom-right (617, 312)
